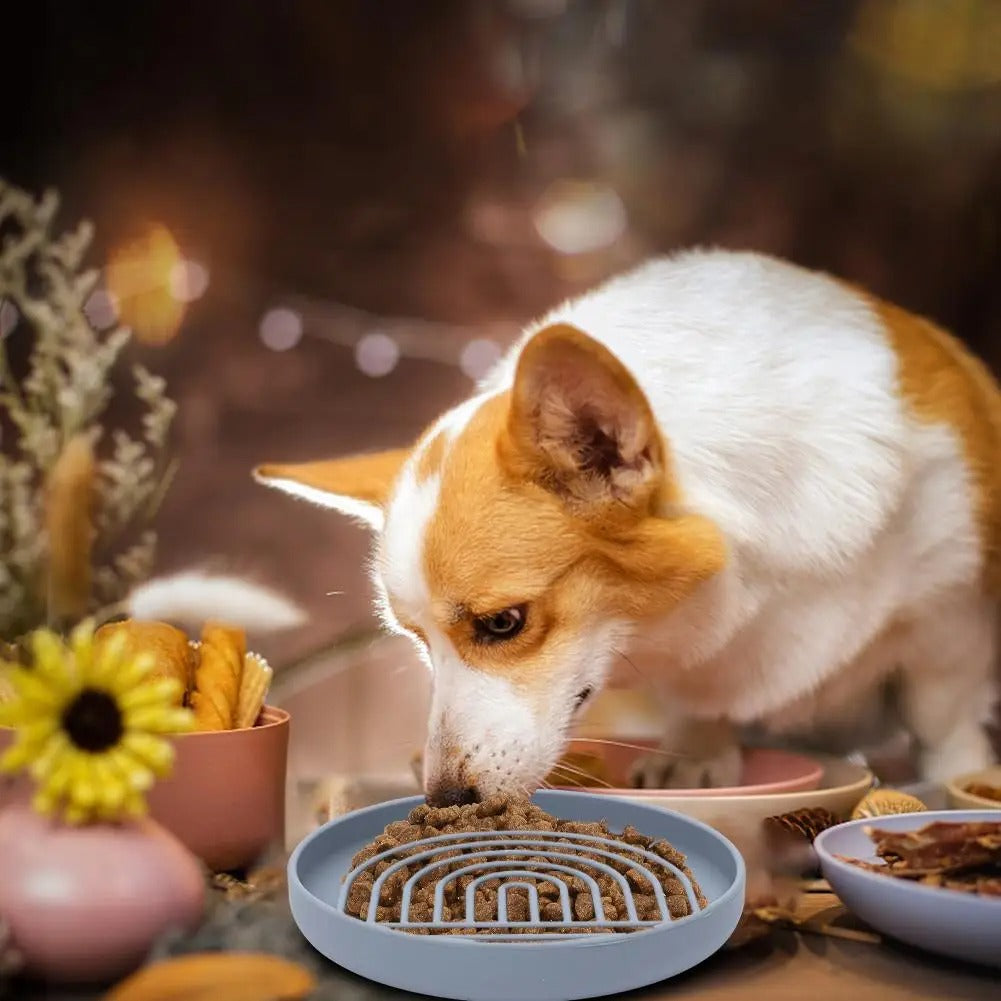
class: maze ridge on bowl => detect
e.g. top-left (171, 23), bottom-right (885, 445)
top-left (340, 827), bottom-right (701, 939)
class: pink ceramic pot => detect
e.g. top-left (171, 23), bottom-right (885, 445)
top-left (146, 705), bottom-right (290, 872)
top-left (0, 804), bottom-right (204, 984)
top-left (0, 705), bottom-right (290, 873)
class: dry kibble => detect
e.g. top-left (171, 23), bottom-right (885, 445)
top-left (346, 881), bottom-right (371, 914)
top-left (425, 805), bottom-right (464, 827)
top-left (503, 889), bottom-right (530, 922)
top-left (621, 825), bottom-right (653, 847)
top-left (476, 795), bottom-right (508, 817)
top-left (378, 870), bottom-right (407, 905)
top-left (557, 821), bottom-right (607, 837)
top-left (350, 845), bottom-right (378, 868)
top-left (597, 875), bottom-right (616, 896)
top-left (343, 795), bottom-right (703, 934)
top-left (537, 879), bottom-right (561, 900)
top-left (408, 804), bottom-right (432, 825)
top-left (474, 889), bottom-right (498, 921)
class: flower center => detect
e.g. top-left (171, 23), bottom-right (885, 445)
top-left (61, 689), bottom-right (124, 752)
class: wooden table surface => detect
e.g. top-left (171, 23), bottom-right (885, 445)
top-left (18, 924), bottom-right (997, 1001)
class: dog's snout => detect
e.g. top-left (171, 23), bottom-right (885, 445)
top-left (426, 784), bottom-right (479, 808)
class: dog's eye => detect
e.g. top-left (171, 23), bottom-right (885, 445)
top-left (473, 605), bottom-right (527, 643)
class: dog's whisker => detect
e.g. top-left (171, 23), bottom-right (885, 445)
top-left (567, 736), bottom-right (691, 760)
top-left (610, 646), bottom-right (672, 709)
top-left (547, 762), bottom-right (614, 789)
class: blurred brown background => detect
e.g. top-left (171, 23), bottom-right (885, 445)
top-left (6, 0), bottom-right (1001, 671)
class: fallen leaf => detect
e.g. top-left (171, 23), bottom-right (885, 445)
top-left (103, 952), bottom-right (316, 1001)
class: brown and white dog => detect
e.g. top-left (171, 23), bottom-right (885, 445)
top-left (255, 249), bottom-right (1000, 810)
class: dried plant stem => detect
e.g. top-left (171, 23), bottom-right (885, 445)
top-left (0, 178), bottom-right (177, 641)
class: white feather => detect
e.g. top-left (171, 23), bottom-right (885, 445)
top-left (126, 572), bottom-right (306, 632)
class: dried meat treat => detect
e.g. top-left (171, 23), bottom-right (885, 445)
top-left (866, 821), bottom-right (1001, 875)
top-left (965, 782), bottom-right (1001, 804)
top-left (840, 819), bottom-right (1001, 897)
top-left (343, 796), bottom-right (704, 935)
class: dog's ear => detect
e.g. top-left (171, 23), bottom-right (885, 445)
top-left (253, 448), bottom-right (410, 531)
top-left (506, 323), bottom-right (664, 515)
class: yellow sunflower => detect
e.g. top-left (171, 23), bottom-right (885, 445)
top-left (0, 619), bottom-right (194, 824)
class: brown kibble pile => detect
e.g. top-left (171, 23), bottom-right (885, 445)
top-left (343, 796), bottom-right (706, 935)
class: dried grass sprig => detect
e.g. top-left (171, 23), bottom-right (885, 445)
top-left (0, 178), bottom-right (177, 640)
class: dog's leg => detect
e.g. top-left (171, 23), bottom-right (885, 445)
top-left (898, 595), bottom-right (999, 782)
top-left (628, 714), bottom-right (742, 789)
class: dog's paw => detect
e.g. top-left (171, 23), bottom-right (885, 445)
top-left (627, 744), bottom-right (741, 790)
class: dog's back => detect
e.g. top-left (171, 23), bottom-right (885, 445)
top-left (487, 250), bottom-right (1001, 768)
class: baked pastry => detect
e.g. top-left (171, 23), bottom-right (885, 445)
top-left (190, 622), bottom-right (245, 731)
top-left (94, 620), bottom-right (193, 704)
top-left (235, 652), bottom-right (273, 729)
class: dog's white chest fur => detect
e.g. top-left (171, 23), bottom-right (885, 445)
top-left (484, 251), bottom-right (986, 731)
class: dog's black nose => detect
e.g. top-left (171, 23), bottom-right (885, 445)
top-left (427, 785), bottom-right (479, 808)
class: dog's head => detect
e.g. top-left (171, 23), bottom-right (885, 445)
top-left (256, 323), bottom-right (725, 804)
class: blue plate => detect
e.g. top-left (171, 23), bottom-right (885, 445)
top-left (815, 809), bottom-right (1001, 968)
top-left (288, 791), bottom-right (745, 1001)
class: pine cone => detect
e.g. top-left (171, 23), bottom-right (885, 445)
top-left (765, 807), bottom-right (841, 843)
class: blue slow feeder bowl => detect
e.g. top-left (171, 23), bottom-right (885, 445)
top-left (288, 790), bottom-right (745, 1001)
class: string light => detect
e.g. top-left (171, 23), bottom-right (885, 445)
top-left (82, 288), bottom-right (120, 330)
top-left (459, 338), bottom-right (503, 380)
top-left (168, 260), bottom-right (210, 303)
top-left (106, 223), bottom-right (187, 346)
top-left (259, 307), bottom-right (303, 351)
top-left (355, 331), bottom-right (400, 377)
top-left (6, 227), bottom-right (519, 387)
top-left (533, 179), bottom-right (627, 255)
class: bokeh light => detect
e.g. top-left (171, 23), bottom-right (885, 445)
top-left (459, 338), bottom-right (503, 381)
top-left (169, 259), bottom-right (210, 303)
top-left (355, 331), bottom-right (399, 378)
top-left (259, 308), bottom-right (303, 351)
top-left (532, 179), bottom-right (628, 255)
top-left (850, 0), bottom-right (1001, 91)
top-left (83, 288), bottom-right (120, 330)
top-left (0, 298), bottom-right (17, 338)
top-left (105, 224), bottom-right (186, 346)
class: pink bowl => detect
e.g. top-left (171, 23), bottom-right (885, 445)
top-left (1, 706), bottom-right (289, 873)
top-left (147, 705), bottom-right (289, 872)
top-left (553, 738), bottom-right (824, 796)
